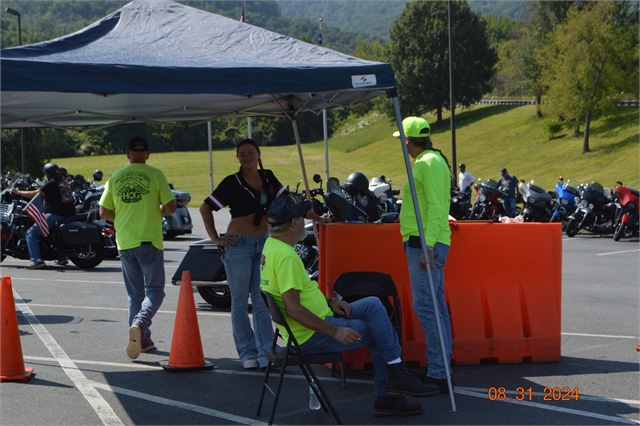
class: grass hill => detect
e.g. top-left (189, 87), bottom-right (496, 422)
top-left (54, 105), bottom-right (639, 204)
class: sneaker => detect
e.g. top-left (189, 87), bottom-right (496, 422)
top-left (140, 340), bottom-right (156, 353)
top-left (419, 375), bottom-right (452, 393)
top-left (126, 324), bottom-right (142, 359)
top-left (387, 362), bottom-right (440, 397)
top-left (373, 394), bottom-right (423, 417)
top-left (54, 257), bottom-right (69, 266)
top-left (25, 260), bottom-right (46, 270)
top-left (243, 358), bottom-right (259, 369)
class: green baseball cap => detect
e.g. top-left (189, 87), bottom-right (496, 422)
top-left (392, 117), bottom-right (431, 138)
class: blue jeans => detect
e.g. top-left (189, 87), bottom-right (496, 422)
top-left (404, 242), bottom-right (451, 380)
top-left (119, 244), bottom-right (166, 343)
top-left (26, 213), bottom-right (67, 262)
top-left (221, 234), bottom-right (274, 368)
top-left (503, 196), bottom-right (516, 218)
top-left (299, 297), bottom-right (401, 396)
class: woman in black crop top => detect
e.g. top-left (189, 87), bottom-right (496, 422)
top-left (199, 139), bottom-right (326, 369)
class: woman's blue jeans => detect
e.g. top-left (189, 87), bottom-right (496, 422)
top-left (119, 244), bottom-right (166, 343)
top-left (404, 242), bottom-right (452, 380)
top-left (221, 234), bottom-right (274, 367)
top-left (299, 297), bottom-right (401, 396)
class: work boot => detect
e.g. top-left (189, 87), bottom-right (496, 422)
top-left (387, 362), bottom-right (440, 397)
top-left (126, 323), bottom-right (142, 359)
top-left (419, 375), bottom-right (453, 393)
top-left (140, 340), bottom-right (156, 353)
top-left (373, 394), bottom-right (422, 417)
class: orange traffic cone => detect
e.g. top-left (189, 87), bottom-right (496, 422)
top-left (1, 276), bottom-right (34, 382)
top-left (160, 271), bottom-right (214, 371)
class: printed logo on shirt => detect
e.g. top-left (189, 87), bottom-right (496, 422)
top-left (114, 172), bottom-right (150, 203)
top-left (58, 180), bottom-right (74, 204)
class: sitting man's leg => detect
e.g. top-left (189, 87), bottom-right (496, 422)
top-left (299, 296), bottom-right (439, 416)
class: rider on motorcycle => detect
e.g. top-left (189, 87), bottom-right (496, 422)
top-left (11, 163), bottom-right (75, 269)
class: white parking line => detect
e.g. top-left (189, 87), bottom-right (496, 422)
top-left (14, 292), bottom-right (124, 426)
top-left (597, 249), bottom-right (640, 256)
top-left (562, 332), bottom-right (637, 339)
top-left (25, 302), bottom-right (231, 317)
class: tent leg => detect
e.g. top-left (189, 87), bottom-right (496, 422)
top-left (207, 121), bottom-right (214, 191)
top-left (392, 97), bottom-right (457, 413)
top-left (323, 109), bottom-right (329, 184)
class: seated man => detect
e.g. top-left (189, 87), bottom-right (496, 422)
top-left (260, 196), bottom-right (440, 417)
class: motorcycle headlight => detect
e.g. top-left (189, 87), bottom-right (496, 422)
top-left (589, 204), bottom-right (594, 209)
top-left (479, 194), bottom-right (486, 202)
top-left (561, 198), bottom-right (568, 206)
top-left (627, 203), bottom-right (636, 211)
top-left (528, 196), bottom-right (536, 203)
top-left (579, 199), bottom-right (588, 208)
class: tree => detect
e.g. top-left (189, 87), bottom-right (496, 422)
top-left (388, 0), bottom-right (497, 124)
top-left (536, 2), bottom-right (638, 153)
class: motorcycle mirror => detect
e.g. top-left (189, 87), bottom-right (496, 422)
top-left (312, 174), bottom-right (322, 184)
top-left (295, 180), bottom-right (302, 193)
top-left (616, 181), bottom-right (623, 186)
top-left (559, 176), bottom-right (563, 182)
top-left (169, 183), bottom-right (175, 190)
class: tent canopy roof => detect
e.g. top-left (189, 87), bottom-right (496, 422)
top-left (1, 0), bottom-right (396, 130)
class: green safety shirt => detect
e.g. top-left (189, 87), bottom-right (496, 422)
top-left (99, 163), bottom-right (175, 251)
top-left (399, 149), bottom-right (451, 247)
top-left (260, 237), bottom-right (333, 344)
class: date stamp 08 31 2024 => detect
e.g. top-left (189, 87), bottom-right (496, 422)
top-left (488, 387), bottom-right (580, 402)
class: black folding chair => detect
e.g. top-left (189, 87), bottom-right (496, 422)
top-left (333, 271), bottom-right (402, 342)
top-left (256, 291), bottom-right (346, 425)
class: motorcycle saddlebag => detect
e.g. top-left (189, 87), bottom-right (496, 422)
top-left (59, 222), bottom-right (101, 245)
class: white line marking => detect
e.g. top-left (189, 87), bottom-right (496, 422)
top-left (459, 387), bottom-right (640, 406)
top-left (597, 249), bottom-right (640, 256)
top-left (455, 388), bottom-right (639, 424)
top-left (562, 332), bottom-right (637, 339)
top-left (91, 381), bottom-right (267, 425)
top-left (24, 303), bottom-right (231, 317)
top-left (14, 293), bottom-right (124, 426)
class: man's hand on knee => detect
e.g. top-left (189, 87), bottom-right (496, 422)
top-left (332, 326), bottom-right (362, 345)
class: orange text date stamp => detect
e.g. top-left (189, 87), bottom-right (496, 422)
top-left (488, 386), bottom-right (580, 401)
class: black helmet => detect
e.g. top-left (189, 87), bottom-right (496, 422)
top-left (459, 163), bottom-right (465, 169)
top-left (344, 171), bottom-right (369, 196)
top-left (43, 163), bottom-right (60, 179)
top-left (93, 170), bottom-right (103, 182)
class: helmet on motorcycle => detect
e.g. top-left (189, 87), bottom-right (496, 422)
top-left (59, 166), bottom-right (68, 177)
top-left (93, 170), bottom-right (103, 182)
top-left (43, 163), bottom-right (61, 179)
top-left (344, 172), bottom-right (369, 197)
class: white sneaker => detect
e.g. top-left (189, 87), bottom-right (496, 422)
top-left (243, 358), bottom-right (259, 369)
top-left (126, 324), bottom-right (142, 359)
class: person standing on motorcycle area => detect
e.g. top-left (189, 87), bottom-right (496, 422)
top-left (457, 163), bottom-right (475, 193)
top-left (11, 163), bottom-right (75, 269)
top-left (199, 138), bottom-right (328, 370)
top-left (395, 117), bottom-right (453, 393)
top-left (99, 136), bottom-right (176, 359)
top-left (496, 167), bottom-right (519, 218)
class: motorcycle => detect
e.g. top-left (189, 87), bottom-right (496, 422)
top-left (565, 181), bottom-right (618, 237)
top-left (0, 184), bottom-right (107, 268)
top-left (468, 178), bottom-right (506, 221)
top-left (162, 184), bottom-right (193, 239)
top-left (368, 175), bottom-right (401, 214)
top-left (613, 182), bottom-right (639, 241)
top-left (550, 177), bottom-right (580, 227)
top-left (519, 181), bottom-right (555, 222)
top-left (449, 187), bottom-right (472, 220)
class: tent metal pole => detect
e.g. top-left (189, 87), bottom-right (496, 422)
top-left (392, 96), bottom-right (457, 413)
top-left (207, 121), bottom-right (214, 191)
top-left (323, 109), bottom-right (329, 183)
top-left (247, 117), bottom-right (252, 139)
top-left (291, 118), bottom-right (319, 243)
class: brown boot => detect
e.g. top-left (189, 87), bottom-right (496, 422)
top-left (387, 362), bottom-right (440, 397)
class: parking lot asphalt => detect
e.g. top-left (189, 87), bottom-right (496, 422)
top-left (1, 207), bottom-right (638, 425)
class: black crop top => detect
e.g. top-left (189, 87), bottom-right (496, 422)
top-left (204, 169), bottom-right (288, 226)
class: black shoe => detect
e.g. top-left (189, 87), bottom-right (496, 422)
top-left (54, 257), bottom-right (69, 266)
top-left (387, 362), bottom-right (440, 397)
top-left (373, 394), bottom-right (422, 417)
top-left (419, 375), bottom-right (452, 393)
top-left (25, 260), bottom-right (46, 270)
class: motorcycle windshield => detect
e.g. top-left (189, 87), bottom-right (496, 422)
top-left (586, 182), bottom-right (604, 193)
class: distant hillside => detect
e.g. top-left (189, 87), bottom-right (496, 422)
top-left (277, 0), bottom-right (526, 39)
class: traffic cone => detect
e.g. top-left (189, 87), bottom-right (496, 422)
top-left (160, 271), bottom-right (214, 371)
top-left (1, 276), bottom-right (34, 382)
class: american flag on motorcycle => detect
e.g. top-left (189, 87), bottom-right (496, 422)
top-left (25, 193), bottom-right (49, 238)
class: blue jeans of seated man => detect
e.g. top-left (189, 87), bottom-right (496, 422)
top-left (26, 213), bottom-right (68, 262)
top-left (120, 244), bottom-right (166, 343)
top-left (405, 242), bottom-right (451, 380)
top-left (221, 234), bottom-right (273, 368)
top-left (502, 196), bottom-right (516, 218)
top-left (298, 297), bottom-right (401, 397)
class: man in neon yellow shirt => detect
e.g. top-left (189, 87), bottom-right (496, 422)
top-left (260, 196), bottom-right (439, 417)
top-left (100, 136), bottom-right (176, 359)
top-left (396, 117), bottom-right (453, 393)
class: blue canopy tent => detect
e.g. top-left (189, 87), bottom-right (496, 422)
top-left (0, 1), bottom-right (455, 405)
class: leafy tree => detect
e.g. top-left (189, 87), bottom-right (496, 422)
top-left (388, 0), bottom-right (497, 124)
top-left (536, 2), bottom-right (638, 153)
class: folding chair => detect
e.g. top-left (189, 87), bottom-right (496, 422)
top-left (333, 271), bottom-right (402, 342)
top-left (256, 291), bottom-right (346, 425)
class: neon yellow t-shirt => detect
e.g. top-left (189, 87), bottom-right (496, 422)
top-left (99, 163), bottom-right (175, 251)
top-left (260, 237), bottom-right (333, 344)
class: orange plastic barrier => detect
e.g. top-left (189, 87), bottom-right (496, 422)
top-left (318, 222), bottom-right (562, 369)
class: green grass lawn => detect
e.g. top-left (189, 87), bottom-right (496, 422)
top-left (54, 105), bottom-right (639, 205)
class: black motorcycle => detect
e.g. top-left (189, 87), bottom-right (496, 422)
top-left (0, 187), bottom-right (106, 268)
top-left (520, 181), bottom-right (555, 222)
top-left (565, 182), bottom-right (618, 237)
top-left (450, 187), bottom-right (472, 220)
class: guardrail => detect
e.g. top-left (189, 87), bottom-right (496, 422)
top-left (477, 100), bottom-right (639, 107)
